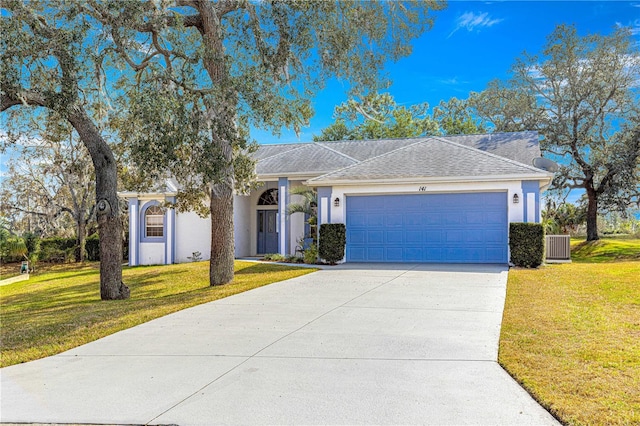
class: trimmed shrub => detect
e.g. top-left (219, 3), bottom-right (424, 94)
top-left (263, 253), bottom-right (286, 261)
top-left (509, 223), bottom-right (545, 268)
top-left (319, 223), bottom-right (346, 264)
top-left (303, 242), bottom-right (318, 264)
top-left (23, 232), bottom-right (41, 257)
top-left (40, 237), bottom-right (76, 263)
top-left (86, 234), bottom-right (100, 261)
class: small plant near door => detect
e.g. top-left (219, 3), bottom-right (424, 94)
top-left (263, 253), bottom-right (287, 261)
top-left (303, 242), bottom-right (318, 264)
top-left (187, 251), bottom-right (202, 262)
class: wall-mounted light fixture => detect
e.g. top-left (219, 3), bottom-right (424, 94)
top-left (334, 197), bottom-right (340, 207)
top-left (513, 194), bottom-right (520, 204)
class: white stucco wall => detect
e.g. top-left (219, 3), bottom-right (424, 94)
top-left (289, 192), bottom-right (306, 255)
top-left (175, 211), bottom-right (211, 263)
top-left (139, 242), bottom-right (165, 265)
top-left (234, 194), bottom-right (251, 257)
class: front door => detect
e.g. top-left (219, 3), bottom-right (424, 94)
top-left (257, 210), bottom-right (278, 254)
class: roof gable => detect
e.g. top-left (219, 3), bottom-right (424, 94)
top-left (315, 138), bottom-right (420, 161)
top-left (442, 131), bottom-right (540, 166)
top-left (308, 137), bottom-right (549, 184)
top-left (256, 143), bottom-right (356, 177)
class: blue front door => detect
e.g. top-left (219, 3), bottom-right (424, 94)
top-left (257, 210), bottom-right (278, 254)
top-left (346, 193), bottom-right (508, 263)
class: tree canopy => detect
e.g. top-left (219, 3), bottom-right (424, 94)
top-left (314, 93), bottom-right (484, 141)
top-left (470, 24), bottom-right (640, 240)
top-left (1, 0), bottom-right (128, 299)
top-left (86, 0), bottom-right (446, 285)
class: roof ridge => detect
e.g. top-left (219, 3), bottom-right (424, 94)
top-left (429, 136), bottom-right (546, 173)
top-left (257, 143), bottom-right (307, 162)
top-left (308, 138), bottom-right (431, 182)
top-left (440, 130), bottom-right (537, 139)
top-left (314, 142), bottom-right (359, 163)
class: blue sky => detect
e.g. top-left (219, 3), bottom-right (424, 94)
top-left (253, 0), bottom-right (640, 144)
top-left (2, 0), bottom-right (638, 209)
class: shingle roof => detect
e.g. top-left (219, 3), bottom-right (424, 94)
top-left (254, 131), bottom-right (548, 181)
top-left (256, 143), bottom-right (356, 176)
top-left (442, 131), bottom-right (540, 166)
top-left (253, 143), bottom-right (305, 161)
top-left (314, 138), bottom-right (420, 161)
top-left (307, 137), bottom-right (548, 184)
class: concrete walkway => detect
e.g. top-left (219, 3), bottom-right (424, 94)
top-left (1, 264), bottom-right (558, 425)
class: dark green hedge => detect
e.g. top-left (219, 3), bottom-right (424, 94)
top-left (40, 237), bottom-right (76, 263)
top-left (86, 234), bottom-right (100, 261)
top-left (319, 223), bottom-right (346, 264)
top-left (509, 223), bottom-right (544, 268)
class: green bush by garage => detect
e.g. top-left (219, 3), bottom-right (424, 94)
top-left (319, 223), bottom-right (346, 264)
top-left (509, 223), bottom-right (544, 268)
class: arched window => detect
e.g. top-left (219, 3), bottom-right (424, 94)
top-left (145, 205), bottom-right (164, 237)
top-left (257, 188), bottom-right (278, 206)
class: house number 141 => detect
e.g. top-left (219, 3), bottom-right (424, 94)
top-left (418, 186), bottom-right (427, 192)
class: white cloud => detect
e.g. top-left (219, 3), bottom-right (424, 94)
top-left (616, 20), bottom-right (640, 36)
top-left (448, 11), bottom-right (504, 38)
top-left (437, 77), bottom-right (470, 86)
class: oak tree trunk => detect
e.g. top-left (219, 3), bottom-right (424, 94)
top-left (198, 2), bottom-right (237, 287)
top-left (75, 218), bottom-right (86, 262)
top-left (69, 107), bottom-right (129, 299)
top-left (209, 181), bottom-right (235, 286)
top-left (585, 185), bottom-right (599, 241)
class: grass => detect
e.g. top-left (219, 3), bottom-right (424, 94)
top-left (0, 261), bottom-right (315, 368)
top-left (570, 237), bottom-right (640, 263)
top-left (500, 239), bottom-right (640, 425)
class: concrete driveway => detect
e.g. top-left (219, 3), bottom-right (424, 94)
top-left (1, 264), bottom-right (558, 425)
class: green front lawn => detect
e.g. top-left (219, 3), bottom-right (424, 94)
top-left (501, 246), bottom-right (640, 424)
top-left (0, 261), bottom-right (315, 367)
top-left (570, 237), bottom-right (640, 263)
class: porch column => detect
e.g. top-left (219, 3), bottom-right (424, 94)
top-left (278, 177), bottom-right (290, 255)
top-left (128, 197), bottom-right (139, 266)
top-left (521, 181), bottom-right (540, 223)
top-left (165, 196), bottom-right (176, 264)
top-left (317, 186), bottom-right (332, 238)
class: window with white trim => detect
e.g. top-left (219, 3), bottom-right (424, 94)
top-left (145, 205), bottom-right (164, 237)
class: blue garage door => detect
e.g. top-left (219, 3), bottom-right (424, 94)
top-left (346, 192), bottom-right (508, 263)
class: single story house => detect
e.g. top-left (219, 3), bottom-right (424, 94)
top-left (119, 131), bottom-right (554, 265)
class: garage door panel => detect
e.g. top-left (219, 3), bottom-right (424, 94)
top-left (486, 211), bottom-right (506, 225)
top-left (350, 213), bottom-right (367, 227)
top-left (386, 231), bottom-right (403, 244)
top-left (367, 247), bottom-right (384, 261)
top-left (403, 248), bottom-right (423, 262)
top-left (368, 214), bottom-right (384, 226)
top-left (425, 214), bottom-right (442, 225)
top-left (385, 214), bottom-right (403, 227)
top-left (466, 211), bottom-right (484, 224)
top-left (445, 230), bottom-right (464, 243)
top-left (403, 212), bottom-right (423, 226)
top-left (425, 248), bottom-right (443, 262)
top-left (386, 247), bottom-right (403, 261)
top-left (444, 212), bottom-right (463, 225)
top-left (350, 230), bottom-right (366, 244)
top-left (485, 229), bottom-right (506, 243)
top-left (486, 247), bottom-right (507, 262)
top-left (368, 231), bottom-right (384, 244)
top-left (346, 193), bottom-right (508, 263)
top-left (465, 232), bottom-right (485, 243)
top-left (425, 230), bottom-right (443, 243)
top-left (405, 231), bottom-right (423, 244)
